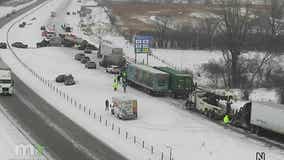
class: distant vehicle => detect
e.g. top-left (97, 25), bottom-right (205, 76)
top-left (42, 31), bottom-right (56, 39)
top-left (78, 41), bottom-right (97, 51)
top-left (19, 22), bottom-right (26, 28)
top-left (11, 42), bottom-right (28, 48)
top-left (66, 12), bottom-right (70, 15)
top-left (112, 96), bottom-right (138, 120)
top-left (49, 37), bottom-right (62, 47)
top-left (0, 42), bottom-right (7, 49)
top-left (80, 56), bottom-right (90, 64)
top-left (99, 54), bottom-right (126, 68)
top-left (56, 74), bottom-right (75, 85)
top-left (55, 74), bottom-right (67, 83)
top-left (64, 75), bottom-right (75, 86)
top-left (72, 12), bottom-right (76, 15)
top-left (51, 11), bottom-right (56, 17)
top-left (106, 65), bottom-right (120, 74)
top-left (85, 61), bottom-right (96, 69)
top-left (84, 48), bottom-right (92, 54)
top-left (74, 53), bottom-right (85, 61)
top-left (36, 39), bottom-right (49, 48)
top-left (0, 58), bottom-right (14, 95)
top-left (65, 26), bottom-right (72, 32)
top-left (40, 26), bottom-right (46, 31)
top-left (86, 43), bottom-right (97, 50)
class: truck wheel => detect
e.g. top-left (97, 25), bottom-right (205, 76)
top-left (250, 125), bottom-right (255, 133)
top-left (255, 126), bottom-right (262, 136)
top-left (208, 111), bottom-right (213, 119)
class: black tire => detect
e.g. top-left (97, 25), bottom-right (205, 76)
top-left (255, 126), bottom-right (262, 136)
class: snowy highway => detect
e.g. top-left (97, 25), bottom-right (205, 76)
top-left (1, 0), bottom-right (284, 160)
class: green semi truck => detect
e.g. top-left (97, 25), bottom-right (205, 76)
top-left (126, 64), bottom-right (194, 98)
top-left (154, 66), bottom-right (194, 98)
top-left (127, 63), bottom-right (169, 96)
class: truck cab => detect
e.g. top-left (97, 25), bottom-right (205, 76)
top-left (0, 69), bottom-right (14, 95)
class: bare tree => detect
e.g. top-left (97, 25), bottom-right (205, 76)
top-left (154, 15), bottom-right (172, 48)
top-left (201, 17), bottom-right (220, 50)
top-left (248, 0), bottom-right (284, 88)
top-left (217, 0), bottom-right (253, 88)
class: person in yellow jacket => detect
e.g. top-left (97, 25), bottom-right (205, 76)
top-left (112, 81), bottom-right (118, 91)
top-left (223, 114), bottom-right (230, 124)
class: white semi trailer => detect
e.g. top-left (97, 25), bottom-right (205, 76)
top-left (250, 102), bottom-right (284, 135)
top-left (0, 58), bottom-right (14, 95)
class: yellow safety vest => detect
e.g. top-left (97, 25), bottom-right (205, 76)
top-left (224, 115), bottom-right (230, 124)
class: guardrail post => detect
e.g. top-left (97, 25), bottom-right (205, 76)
top-left (142, 141), bottom-right (144, 148)
top-left (118, 127), bottom-right (120, 134)
top-left (151, 145), bottom-right (153, 154)
top-left (134, 136), bottom-right (136, 144)
top-left (161, 152), bottom-right (164, 160)
top-left (94, 112), bottom-right (96, 119)
top-left (99, 115), bottom-right (102, 122)
top-left (105, 120), bottom-right (107, 126)
top-left (126, 132), bottom-right (128, 139)
top-left (112, 123), bottom-right (114, 130)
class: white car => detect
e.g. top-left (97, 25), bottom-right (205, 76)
top-left (106, 65), bottom-right (120, 74)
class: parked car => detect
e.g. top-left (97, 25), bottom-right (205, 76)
top-left (74, 53), bottom-right (85, 61)
top-left (66, 12), bottom-right (70, 15)
top-left (55, 74), bottom-right (67, 83)
top-left (85, 61), bottom-right (96, 69)
top-left (65, 26), bottom-right (72, 32)
top-left (84, 48), bottom-right (92, 54)
top-left (64, 75), bottom-right (75, 86)
top-left (11, 42), bottom-right (28, 48)
top-left (80, 56), bottom-right (90, 64)
top-left (106, 65), bottom-right (120, 74)
top-left (40, 26), bottom-right (46, 31)
top-left (86, 43), bottom-right (97, 50)
top-left (36, 39), bottom-right (49, 48)
top-left (0, 42), bottom-right (7, 49)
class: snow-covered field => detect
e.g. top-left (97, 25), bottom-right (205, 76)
top-left (1, 0), bottom-right (284, 160)
top-left (0, 0), bottom-right (37, 19)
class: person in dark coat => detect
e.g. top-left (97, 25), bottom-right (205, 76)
top-left (105, 99), bottom-right (109, 111)
top-left (117, 75), bottom-right (121, 83)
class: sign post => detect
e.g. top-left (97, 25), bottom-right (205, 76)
top-left (134, 36), bottom-right (153, 64)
